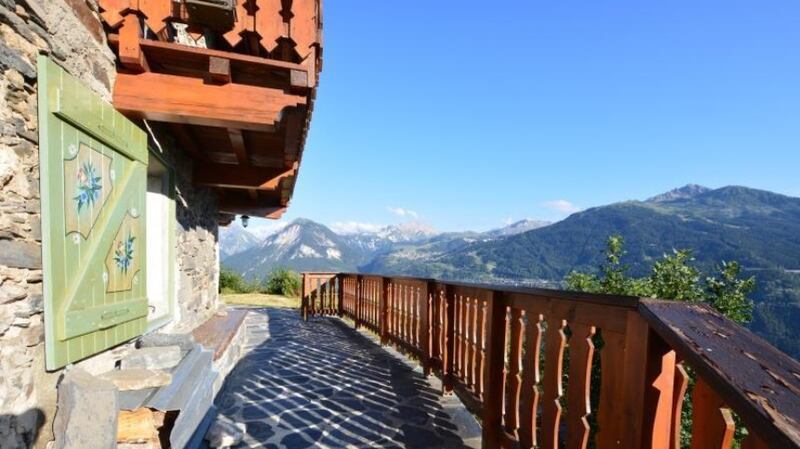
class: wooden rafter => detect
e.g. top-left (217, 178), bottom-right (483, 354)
top-left (227, 129), bottom-right (248, 166)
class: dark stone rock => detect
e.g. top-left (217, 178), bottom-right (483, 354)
top-left (0, 41), bottom-right (35, 80)
top-left (0, 239), bottom-right (41, 269)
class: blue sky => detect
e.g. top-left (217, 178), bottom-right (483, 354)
top-left (248, 1), bottom-right (800, 235)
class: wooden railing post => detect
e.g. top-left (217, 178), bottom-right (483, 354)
top-left (442, 284), bottom-right (455, 394)
top-left (380, 277), bottom-right (389, 345)
top-left (301, 273), bottom-right (308, 321)
top-left (481, 290), bottom-right (504, 449)
top-left (617, 311), bottom-right (678, 449)
top-left (420, 280), bottom-right (432, 376)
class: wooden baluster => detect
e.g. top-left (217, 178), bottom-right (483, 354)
top-left (311, 277), bottom-right (322, 316)
top-left (540, 318), bottom-right (567, 449)
top-left (643, 332), bottom-right (678, 449)
top-left (421, 282), bottom-right (432, 375)
top-left (369, 280), bottom-right (374, 326)
top-left (465, 297), bottom-right (474, 389)
top-left (518, 312), bottom-right (543, 449)
top-left (390, 282), bottom-right (395, 338)
top-left (323, 278), bottom-right (327, 315)
top-left (595, 330), bottom-right (626, 449)
top-left (458, 296), bottom-right (470, 385)
top-left (475, 297), bottom-right (487, 400)
top-left (399, 284), bottom-right (405, 342)
top-left (392, 283), bottom-right (398, 339)
top-left (671, 363), bottom-right (689, 449)
top-left (373, 281), bottom-right (378, 326)
top-left (453, 295), bottom-right (462, 379)
top-left (321, 279), bottom-right (328, 315)
top-left (566, 323), bottom-right (597, 449)
top-left (337, 276), bottom-right (344, 317)
top-left (505, 308), bottom-right (524, 438)
top-left (481, 291), bottom-right (505, 449)
top-left (411, 285), bottom-right (417, 346)
top-left (397, 284), bottom-right (403, 341)
top-left (690, 378), bottom-right (735, 449)
top-left (411, 285), bottom-right (418, 346)
top-left (443, 285), bottom-right (456, 394)
top-left (380, 278), bottom-right (389, 344)
top-left (301, 273), bottom-right (308, 321)
top-left (355, 275), bottom-right (362, 328)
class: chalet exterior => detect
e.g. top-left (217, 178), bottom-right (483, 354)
top-left (1, 1), bottom-right (799, 449)
top-left (0, 0), bottom-right (320, 447)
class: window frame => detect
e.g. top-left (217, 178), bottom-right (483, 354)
top-left (145, 148), bottom-right (177, 331)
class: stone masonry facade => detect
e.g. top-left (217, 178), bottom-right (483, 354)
top-left (0, 1), bottom-right (222, 448)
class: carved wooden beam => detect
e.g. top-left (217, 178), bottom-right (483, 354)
top-left (227, 129), bottom-right (248, 165)
top-left (193, 163), bottom-right (295, 190)
top-left (113, 72), bottom-right (306, 131)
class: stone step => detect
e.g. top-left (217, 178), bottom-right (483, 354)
top-left (121, 345), bottom-right (182, 370)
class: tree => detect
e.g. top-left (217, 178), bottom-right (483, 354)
top-left (566, 235), bottom-right (756, 448)
top-left (566, 235), bottom-right (755, 324)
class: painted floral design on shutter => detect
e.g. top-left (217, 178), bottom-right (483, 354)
top-left (63, 142), bottom-right (113, 240)
top-left (105, 212), bottom-right (142, 293)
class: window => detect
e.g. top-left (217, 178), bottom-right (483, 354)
top-left (146, 154), bottom-right (176, 329)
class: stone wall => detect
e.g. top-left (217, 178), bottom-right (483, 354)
top-left (0, 1), bottom-right (221, 448)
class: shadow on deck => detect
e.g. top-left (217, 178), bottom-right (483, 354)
top-left (214, 308), bottom-right (481, 449)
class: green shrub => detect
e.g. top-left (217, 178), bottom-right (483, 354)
top-left (262, 268), bottom-right (302, 297)
top-left (220, 268), bottom-right (255, 294)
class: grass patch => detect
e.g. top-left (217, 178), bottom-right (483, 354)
top-left (221, 293), bottom-right (300, 309)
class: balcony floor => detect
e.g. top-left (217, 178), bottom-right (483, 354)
top-left (213, 308), bottom-right (481, 448)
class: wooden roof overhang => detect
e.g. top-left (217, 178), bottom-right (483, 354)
top-left (98, 0), bottom-right (323, 221)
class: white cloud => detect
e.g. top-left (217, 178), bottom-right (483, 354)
top-left (330, 221), bottom-right (385, 234)
top-left (387, 207), bottom-right (419, 218)
top-left (542, 200), bottom-right (581, 215)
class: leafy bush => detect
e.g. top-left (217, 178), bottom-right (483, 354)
top-left (219, 268), bottom-right (256, 294)
top-left (262, 268), bottom-right (302, 297)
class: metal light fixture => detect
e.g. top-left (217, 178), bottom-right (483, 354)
top-left (241, 215), bottom-right (250, 228)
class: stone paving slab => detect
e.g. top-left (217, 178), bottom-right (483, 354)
top-left (213, 309), bottom-right (481, 449)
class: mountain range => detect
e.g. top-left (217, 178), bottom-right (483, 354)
top-left (221, 185), bottom-right (800, 358)
top-left (222, 218), bottom-right (550, 278)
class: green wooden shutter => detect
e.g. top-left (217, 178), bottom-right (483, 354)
top-left (38, 56), bottom-right (149, 370)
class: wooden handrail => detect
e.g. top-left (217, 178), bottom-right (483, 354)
top-left (301, 273), bottom-right (800, 449)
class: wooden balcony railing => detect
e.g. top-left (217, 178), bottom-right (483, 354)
top-left (301, 272), bottom-right (800, 449)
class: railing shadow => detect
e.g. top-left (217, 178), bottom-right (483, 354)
top-left (215, 308), bottom-right (471, 448)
